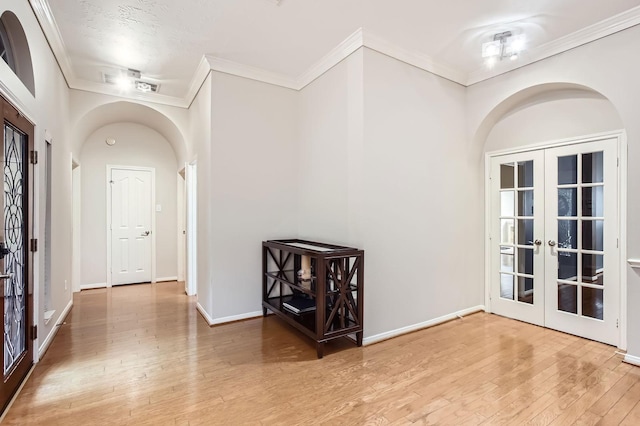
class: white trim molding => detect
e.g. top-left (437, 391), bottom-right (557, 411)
top-left (624, 353), bottom-right (640, 367)
top-left (79, 282), bottom-right (106, 290)
top-left (38, 299), bottom-right (72, 359)
top-left (362, 305), bottom-right (486, 346)
top-left (196, 304), bottom-right (265, 327)
top-left (196, 303), bottom-right (215, 326)
top-left (205, 55), bottom-right (298, 90)
top-left (627, 259), bottom-right (640, 269)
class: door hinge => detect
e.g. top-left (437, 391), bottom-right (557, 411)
top-left (30, 238), bottom-right (38, 252)
top-left (29, 151), bottom-right (38, 165)
top-left (616, 319), bottom-right (619, 328)
top-left (30, 325), bottom-right (37, 340)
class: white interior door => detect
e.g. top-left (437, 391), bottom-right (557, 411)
top-left (490, 137), bottom-right (620, 346)
top-left (111, 168), bottom-right (153, 285)
top-left (544, 139), bottom-right (619, 345)
top-left (490, 150), bottom-right (545, 326)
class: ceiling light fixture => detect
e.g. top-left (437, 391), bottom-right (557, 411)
top-left (482, 31), bottom-right (525, 68)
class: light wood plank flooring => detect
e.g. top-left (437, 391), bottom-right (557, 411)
top-left (3, 281), bottom-right (639, 425)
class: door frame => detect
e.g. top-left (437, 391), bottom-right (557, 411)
top-left (185, 159), bottom-right (197, 296)
top-left (106, 165), bottom-right (156, 288)
top-left (484, 130), bottom-right (627, 349)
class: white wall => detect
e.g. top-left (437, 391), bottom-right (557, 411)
top-left (467, 24), bottom-right (640, 357)
top-left (485, 89), bottom-right (623, 152)
top-left (361, 48), bottom-right (483, 338)
top-left (206, 71), bottom-right (298, 321)
top-left (80, 122), bottom-right (178, 286)
top-left (0, 0), bottom-right (73, 358)
top-left (298, 49), bottom-right (363, 244)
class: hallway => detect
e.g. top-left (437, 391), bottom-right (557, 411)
top-left (3, 282), bottom-right (640, 425)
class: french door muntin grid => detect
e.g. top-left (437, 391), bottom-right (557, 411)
top-left (499, 160), bottom-right (535, 305)
top-left (555, 152), bottom-right (605, 320)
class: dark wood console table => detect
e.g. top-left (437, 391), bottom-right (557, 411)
top-left (262, 239), bottom-right (364, 358)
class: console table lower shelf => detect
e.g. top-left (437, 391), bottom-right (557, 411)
top-left (262, 296), bottom-right (362, 359)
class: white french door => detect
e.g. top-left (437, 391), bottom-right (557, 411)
top-left (490, 137), bottom-right (620, 346)
top-left (110, 167), bottom-right (153, 286)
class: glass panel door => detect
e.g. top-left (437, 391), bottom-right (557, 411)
top-left (0, 97), bottom-right (33, 414)
top-left (490, 150), bottom-right (545, 326)
top-left (544, 139), bottom-right (619, 346)
top-left (490, 137), bottom-right (620, 347)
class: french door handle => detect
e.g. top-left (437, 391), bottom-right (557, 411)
top-left (534, 239), bottom-right (542, 246)
top-left (548, 240), bottom-right (557, 247)
top-left (0, 273), bottom-right (14, 280)
top-left (141, 231), bottom-right (150, 237)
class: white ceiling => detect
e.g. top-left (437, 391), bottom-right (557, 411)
top-left (31, 0), bottom-right (640, 107)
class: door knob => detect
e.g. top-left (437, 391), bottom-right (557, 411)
top-left (534, 239), bottom-right (542, 246)
top-left (548, 240), bottom-right (556, 246)
top-left (0, 273), bottom-right (13, 280)
top-left (141, 231), bottom-right (150, 237)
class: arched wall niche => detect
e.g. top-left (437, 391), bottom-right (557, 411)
top-left (475, 82), bottom-right (624, 153)
top-left (74, 101), bottom-right (187, 168)
top-left (0, 11), bottom-right (35, 96)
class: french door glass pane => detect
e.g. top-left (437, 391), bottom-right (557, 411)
top-left (501, 219), bottom-right (514, 244)
top-left (518, 161), bottom-right (534, 188)
top-left (500, 274), bottom-right (514, 300)
top-left (558, 188), bottom-right (577, 216)
top-left (500, 246), bottom-right (514, 273)
top-left (518, 190), bottom-right (534, 216)
top-left (582, 152), bottom-right (604, 184)
top-left (558, 284), bottom-right (578, 314)
top-left (582, 287), bottom-right (604, 320)
top-left (500, 164), bottom-right (515, 189)
top-left (558, 155), bottom-right (578, 185)
top-left (582, 220), bottom-right (604, 251)
top-left (517, 276), bottom-right (534, 304)
top-left (500, 191), bottom-right (515, 216)
top-left (558, 220), bottom-right (577, 249)
top-left (518, 248), bottom-right (533, 275)
top-left (582, 254), bottom-right (604, 285)
top-left (582, 186), bottom-right (604, 217)
top-left (3, 123), bottom-right (26, 376)
top-left (558, 253), bottom-right (578, 281)
top-left (517, 219), bottom-right (534, 245)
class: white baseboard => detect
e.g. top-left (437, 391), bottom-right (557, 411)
top-left (80, 282), bottom-right (106, 290)
top-left (196, 303), bottom-right (264, 326)
top-left (38, 299), bottom-right (73, 359)
top-left (196, 303), bottom-right (215, 325)
top-left (624, 353), bottom-right (640, 367)
top-left (210, 310), bottom-right (263, 325)
top-left (156, 276), bottom-right (178, 282)
top-left (362, 305), bottom-right (486, 346)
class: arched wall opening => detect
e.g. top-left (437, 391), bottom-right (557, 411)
top-left (73, 101), bottom-right (187, 168)
top-left (74, 102), bottom-right (188, 290)
top-left (475, 83), bottom-right (624, 153)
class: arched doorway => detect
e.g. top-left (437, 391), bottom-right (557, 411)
top-left (480, 84), bottom-right (626, 347)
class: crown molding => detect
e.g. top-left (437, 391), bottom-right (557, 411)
top-left (363, 30), bottom-right (467, 86)
top-left (467, 5), bottom-right (640, 85)
top-left (185, 56), bottom-right (213, 107)
top-left (296, 28), bottom-right (364, 89)
top-left (28, 0), bottom-right (640, 106)
top-left (205, 55), bottom-right (299, 90)
top-left (28, 0), bottom-right (75, 85)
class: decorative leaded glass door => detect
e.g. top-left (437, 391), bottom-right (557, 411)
top-left (490, 137), bottom-right (620, 347)
top-left (0, 97), bottom-right (33, 413)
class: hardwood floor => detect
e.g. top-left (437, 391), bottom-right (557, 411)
top-left (3, 281), bottom-right (639, 425)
